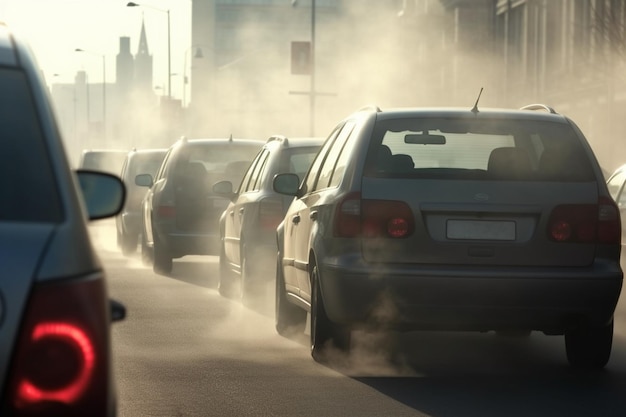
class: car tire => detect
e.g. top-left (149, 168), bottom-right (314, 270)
top-left (153, 231), bottom-right (172, 275)
top-left (275, 253), bottom-right (306, 337)
top-left (120, 232), bottom-right (138, 256)
top-left (218, 244), bottom-right (239, 299)
top-left (310, 265), bottom-right (350, 362)
top-left (565, 320), bottom-right (613, 369)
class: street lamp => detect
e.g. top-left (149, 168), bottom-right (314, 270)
top-left (182, 45), bottom-right (207, 108)
top-left (127, 2), bottom-right (171, 100)
top-left (75, 48), bottom-right (106, 143)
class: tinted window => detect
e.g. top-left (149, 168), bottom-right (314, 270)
top-left (304, 127), bottom-right (341, 193)
top-left (366, 118), bottom-right (595, 181)
top-left (240, 149), bottom-right (264, 193)
top-left (0, 69), bottom-right (62, 222)
top-left (317, 122), bottom-right (355, 190)
top-left (248, 150), bottom-right (269, 192)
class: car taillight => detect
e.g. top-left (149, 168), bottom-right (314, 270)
top-left (334, 193), bottom-right (415, 238)
top-left (157, 205), bottom-right (176, 218)
top-left (547, 197), bottom-right (621, 244)
top-left (259, 197), bottom-right (284, 231)
top-left (5, 277), bottom-right (110, 416)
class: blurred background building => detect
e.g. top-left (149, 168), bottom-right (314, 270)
top-left (50, 0), bottom-right (626, 173)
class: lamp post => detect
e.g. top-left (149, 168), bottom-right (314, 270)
top-left (182, 45), bottom-right (208, 108)
top-left (292, 0), bottom-right (316, 136)
top-left (127, 2), bottom-right (171, 100)
top-left (75, 48), bottom-right (106, 143)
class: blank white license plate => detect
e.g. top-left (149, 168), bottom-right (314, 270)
top-left (446, 220), bottom-right (516, 241)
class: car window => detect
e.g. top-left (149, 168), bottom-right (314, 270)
top-left (304, 126), bottom-right (342, 193)
top-left (316, 122), bottom-right (356, 190)
top-left (130, 153), bottom-right (165, 179)
top-left (0, 69), bottom-right (62, 222)
top-left (156, 149), bottom-right (173, 181)
top-left (248, 149), bottom-right (269, 192)
top-left (240, 149), bottom-right (264, 193)
top-left (367, 118), bottom-right (595, 181)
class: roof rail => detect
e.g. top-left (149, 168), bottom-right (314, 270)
top-left (357, 104), bottom-right (381, 112)
top-left (520, 104), bottom-right (557, 114)
top-left (266, 135), bottom-right (289, 145)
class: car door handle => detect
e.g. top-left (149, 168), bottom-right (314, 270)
top-left (292, 214), bottom-right (301, 224)
top-left (310, 211), bottom-right (318, 221)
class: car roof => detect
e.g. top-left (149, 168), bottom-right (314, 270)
top-left (352, 106), bottom-right (572, 124)
top-left (265, 135), bottom-right (325, 148)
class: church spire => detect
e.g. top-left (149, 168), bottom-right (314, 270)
top-left (137, 16), bottom-right (150, 56)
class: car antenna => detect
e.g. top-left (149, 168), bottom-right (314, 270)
top-left (229, 134), bottom-right (233, 142)
top-left (471, 87), bottom-right (483, 114)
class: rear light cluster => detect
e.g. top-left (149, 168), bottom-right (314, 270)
top-left (157, 205), bottom-right (176, 218)
top-left (5, 277), bottom-right (110, 416)
top-left (259, 197), bottom-right (285, 231)
top-left (547, 196), bottom-right (621, 244)
top-left (334, 192), bottom-right (415, 238)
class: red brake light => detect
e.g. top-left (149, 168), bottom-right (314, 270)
top-left (547, 197), bottom-right (621, 244)
top-left (157, 205), bottom-right (176, 218)
top-left (6, 277), bottom-right (110, 415)
top-left (334, 193), bottom-right (414, 238)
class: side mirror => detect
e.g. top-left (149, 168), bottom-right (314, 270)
top-left (212, 180), bottom-right (235, 199)
top-left (110, 298), bottom-right (126, 322)
top-left (135, 173), bottom-right (153, 187)
top-left (273, 173), bottom-right (300, 196)
top-left (77, 170), bottom-right (125, 220)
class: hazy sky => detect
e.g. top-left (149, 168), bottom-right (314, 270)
top-left (0, 0), bottom-right (191, 99)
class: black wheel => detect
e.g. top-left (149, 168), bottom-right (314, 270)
top-left (310, 265), bottom-right (350, 362)
top-left (153, 231), bottom-right (172, 275)
top-left (565, 320), bottom-right (613, 369)
top-left (275, 254), bottom-right (306, 337)
top-left (140, 231), bottom-right (152, 266)
top-left (120, 232), bottom-right (138, 256)
top-left (218, 243), bottom-right (240, 298)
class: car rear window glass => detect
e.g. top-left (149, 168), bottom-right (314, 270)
top-left (366, 117), bottom-right (595, 181)
top-left (176, 142), bottom-right (261, 188)
top-left (0, 69), bottom-right (62, 222)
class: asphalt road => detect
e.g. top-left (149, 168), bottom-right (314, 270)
top-left (90, 221), bottom-right (626, 417)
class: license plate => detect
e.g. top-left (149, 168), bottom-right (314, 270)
top-left (446, 219), bottom-right (516, 241)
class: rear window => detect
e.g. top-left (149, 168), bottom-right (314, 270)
top-left (365, 117), bottom-right (595, 182)
top-left (0, 69), bottom-right (62, 222)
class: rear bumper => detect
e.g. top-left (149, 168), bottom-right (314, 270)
top-left (156, 229), bottom-right (220, 257)
top-left (318, 259), bottom-right (623, 333)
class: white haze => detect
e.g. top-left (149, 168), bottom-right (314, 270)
top-left (80, 0), bottom-right (626, 376)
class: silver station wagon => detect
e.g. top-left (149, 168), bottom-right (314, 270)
top-left (273, 104), bottom-right (623, 368)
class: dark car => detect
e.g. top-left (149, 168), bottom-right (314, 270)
top-left (0, 22), bottom-right (126, 416)
top-left (214, 135), bottom-right (323, 304)
top-left (136, 136), bottom-right (264, 274)
top-left (116, 148), bottom-right (167, 255)
top-left (273, 104), bottom-right (622, 368)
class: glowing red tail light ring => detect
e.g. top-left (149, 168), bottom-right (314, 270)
top-left (17, 322), bottom-right (95, 404)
